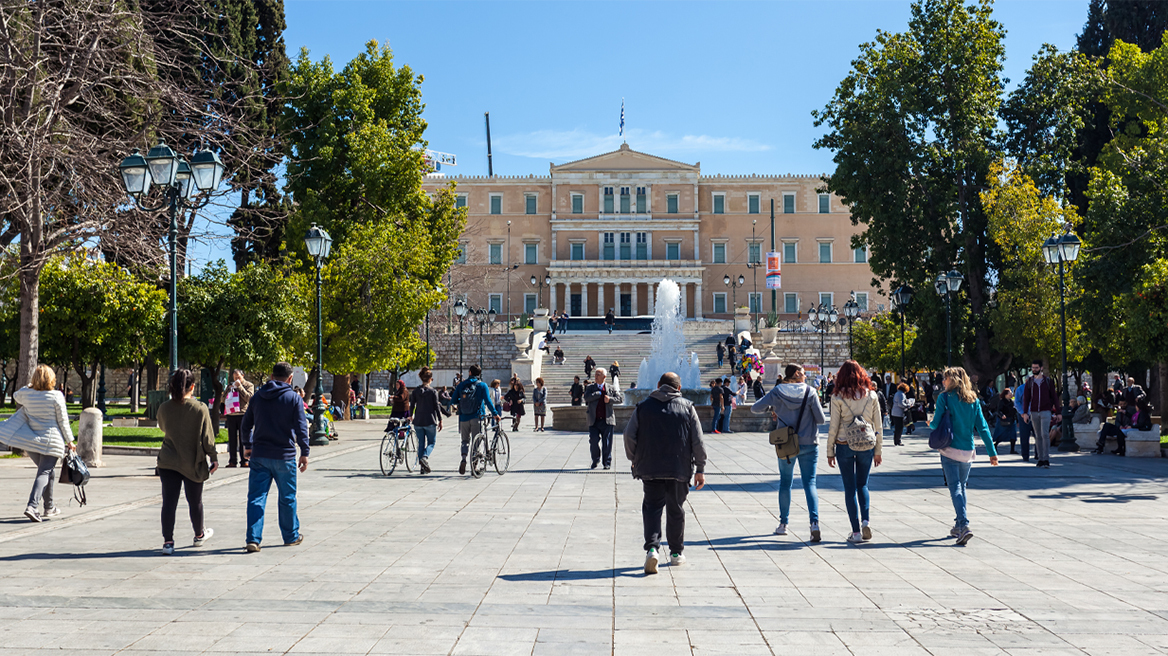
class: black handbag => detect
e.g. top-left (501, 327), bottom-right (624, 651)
top-left (57, 452), bottom-right (90, 506)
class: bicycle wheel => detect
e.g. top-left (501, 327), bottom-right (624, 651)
top-left (403, 426), bottom-right (416, 472)
top-left (379, 431), bottom-right (398, 476)
top-left (492, 428), bottom-right (510, 475)
top-left (470, 434), bottom-right (488, 479)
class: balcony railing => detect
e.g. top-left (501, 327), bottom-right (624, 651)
top-left (548, 259), bottom-right (703, 268)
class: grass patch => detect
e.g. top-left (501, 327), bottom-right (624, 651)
top-left (60, 422), bottom-right (229, 449)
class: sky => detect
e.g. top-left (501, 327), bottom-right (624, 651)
top-left (197, 0), bottom-right (1090, 269)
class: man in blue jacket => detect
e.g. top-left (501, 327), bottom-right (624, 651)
top-left (452, 364), bottom-right (500, 475)
top-left (242, 362), bottom-right (309, 552)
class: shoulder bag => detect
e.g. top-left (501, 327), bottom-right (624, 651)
top-left (58, 452), bottom-right (90, 506)
top-left (929, 395), bottom-right (953, 450)
top-left (842, 395), bottom-right (878, 451)
top-left (769, 388), bottom-right (809, 460)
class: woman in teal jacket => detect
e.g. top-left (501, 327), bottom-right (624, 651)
top-left (929, 366), bottom-right (999, 545)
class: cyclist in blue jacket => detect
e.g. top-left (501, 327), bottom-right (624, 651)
top-left (452, 365), bottom-right (500, 475)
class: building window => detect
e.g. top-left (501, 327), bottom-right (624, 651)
top-left (524, 294), bottom-right (537, 315)
top-left (713, 292), bottom-right (727, 314)
top-left (489, 243), bottom-right (502, 265)
top-left (748, 242), bottom-right (761, 264)
top-left (455, 194), bottom-right (467, 209)
top-left (636, 187), bottom-right (647, 213)
top-left (712, 242), bottom-right (726, 264)
top-left (818, 193), bottom-right (830, 214)
top-left (819, 242), bottom-right (832, 264)
top-left (570, 242), bottom-right (584, 260)
top-left (666, 242), bottom-right (680, 261)
top-left (525, 194), bottom-right (536, 214)
top-left (490, 194), bottom-right (502, 215)
top-left (571, 194), bottom-right (583, 214)
top-left (819, 292), bottom-right (834, 307)
top-left (603, 232), bottom-right (615, 260)
top-left (783, 241), bottom-right (797, 264)
top-left (604, 187), bottom-right (614, 213)
top-left (854, 246), bottom-right (867, 263)
top-left (488, 294), bottom-right (502, 314)
top-left (524, 243), bottom-right (537, 265)
top-left (636, 232), bottom-right (648, 260)
top-left (667, 193), bottom-right (678, 214)
top-left (749, 292), bottom-right (762, 314)
top-left (713, 193), bottom-right (725, 214)
top-left (620, 187), bottom-right (631, 213)
top-left (783, 193), bottom-right (795, 214)
top-left (616, 232), bottom-right (630, 260)
top-left (855, 292), bottom-right (869, 312)
top-left (784, 293), bottom-right (799, 314)
top-left (456, 242), bottom-right (467, 264)
top-left (748, 194), bottom-right (760, 214)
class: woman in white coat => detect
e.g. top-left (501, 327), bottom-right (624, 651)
top-left (0, 365), bottom-right (75, 522)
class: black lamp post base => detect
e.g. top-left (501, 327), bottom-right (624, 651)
top-left (309, 432), bottom-right (331, 447)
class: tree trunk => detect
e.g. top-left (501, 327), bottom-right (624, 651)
top-left (146, 358), bottom-right (159, 392)
top-left (304, 366), bottom-right (319, 405)
top-left (129, 360), bottom-right (141, 413)
top-left (17, 265), bottom-right (40, 390)
top-left (77, 363), bottom-right (97, 409)
top-left (331, 373), bottom-right (351, 421)
top-left (207, 360), bottom-right (225, 440)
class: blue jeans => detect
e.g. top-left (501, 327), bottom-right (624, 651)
top-left (711, 405), bottom-right (722, 432)
top-left (246, 456), bottom-right (300, 545)
top-left (836, 444), bottom-right (874, 533)
top-left (1018, 418), bottom-right (1032, 460)
top-left (722, 406), bottom-right (733, 432)
top-left (416, 425), bottom-right (437, 461)
top-left (940, 455), bottom-right (972, 528)
top-left (777, 444), bottom-right (819, 525)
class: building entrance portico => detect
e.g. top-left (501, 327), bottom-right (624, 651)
top-left (548, 261), bottom-right (704, 318)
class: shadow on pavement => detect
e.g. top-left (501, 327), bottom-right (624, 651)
top-left (498, 567), bottom-right (642, 582)
top-left (0, 547), bottom-right (241, 560)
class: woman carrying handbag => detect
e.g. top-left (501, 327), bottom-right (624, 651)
top-left (929, 367), bottom-right (998, 545)
top-left (826, 361), bottom-right (882, 544)
top-left (0, 365), bottom-right (75, 522)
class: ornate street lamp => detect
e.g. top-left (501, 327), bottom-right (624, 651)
top-left (843, 293), bottom-right (860, 359)
top-left (305, 224), bottom-right (333, 447)
top-left (118, 142), bottom-right (225, 374)
top-left (454, 299), bottom-right (468, 378)
top-left (808, 302), bottom-right (841, 380)
top-left (745, 219), bottom-right (761, 329)
top-left (893, 285), bottom-right (914, 383)
top-left (1043, 230), bottom-right (1082, 452)
top-left (531, 275), bottom-right (551, 309)
top-left (934, 269), bottom-right (964, 366)
top-left (724, 274), bottom-right (746, 314)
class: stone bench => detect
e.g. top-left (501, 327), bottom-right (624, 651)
top-left (1126, 430), bottom-right (1163, 458)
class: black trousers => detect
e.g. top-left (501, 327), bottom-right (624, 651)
top-left (891, 415), bottom-right (905, 444)
top-left (225, 414), bottom-right (246, 465)
top-left (160, 468), bottom-right (204, 543)
top-left (589, 421), bottom-right (613, 466)
top-left (642, 479), bottom-right (689, 553)
top-left (1097, 423), bottom-right (1127, 453)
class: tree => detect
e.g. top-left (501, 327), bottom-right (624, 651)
top-left (38, 256), bottom-right (167, 407)
top-left (812, 0), bottom-right (1010, 384)
top-left (853, 314), bottom-right (920, 377)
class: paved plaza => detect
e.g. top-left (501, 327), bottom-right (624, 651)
top-left (0, 417), bottom-right (1164, 655)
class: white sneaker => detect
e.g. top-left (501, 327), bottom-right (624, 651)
top-left (23, 507), bottom-right (40, 523)
top-left (810, 523), bottom-right (821, 543)
top-left (846, 532), bottom-right (865, 544)
top-left (670, 552), bottom-right (686, 566)
top-left (773, 523), bottom-right (788, 536)
top-left (193, 527), bottom-right (213, 547)
top-left (161, 543), bottom-right (175, 556)
top-left (861, 524), bottom-right (872, 541)
top-left (42, 506), bottom-right (60, 518)
top-left (644, 548), bottom-right (659, 574)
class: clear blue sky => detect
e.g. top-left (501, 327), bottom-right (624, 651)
top-left (198, 0), bottom-right (1089, 269)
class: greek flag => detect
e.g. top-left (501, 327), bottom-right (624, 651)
top-left (620, 99), bottom-right (624, 136)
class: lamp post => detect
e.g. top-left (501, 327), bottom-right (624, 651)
top-left (506, 220), bottom-right (511, 324)
top-left (723, 274), bottom-right (745, 314)
top-left (531, 275), bottom-right (551, 308)
top-left (305, 224), bottom-right (333, 447)
top-left (746, 219), bottom-right (760, 329)
top-left (933, 269), bottom-right (964, 366)
top-left (118, 142), bottom-right (225, 373)
top-left (807, 302), bottom-right (841, 377)
top-left (454, 300), bottom-right (468, 377)
top-left (843, 293), bottom-right (860, 359)
top-left (893, 285), bottom-right (914, 383)
top-left (1043, 230), bottom-right (1082, 452)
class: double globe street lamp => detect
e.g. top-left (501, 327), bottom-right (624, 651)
top-left (724, 274), bottom-right (745, 312)
top-left (531, 275), bottom-right (551, 309)
top-left (305, 225), bottom-right (333, 447)
top-left (842, 294), bottom-right (860, 358)
top-left (892, 285), bottom-right (915, 383)
top-left (454, 300), bottom-right (468, 378)
top-left (1042, 230), bottom-right (1082, 452)
top-left (807, 303), bottom-right (840, 379)
top-left (933, 269), bottom-right (964, 367)
top-left (118, 142), bottom-right (225, 373)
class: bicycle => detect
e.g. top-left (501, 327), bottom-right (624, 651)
top-left (380, 417), bottom-right (417, 476)
top-left (469, 417), bottom-right (510, 478)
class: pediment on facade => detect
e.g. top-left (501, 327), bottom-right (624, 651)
top-left (551, 143), bottom-right (698, 173)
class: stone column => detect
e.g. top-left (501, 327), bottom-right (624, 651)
top-left (580, 282), bottom-right (588, 317)
top-left (78, 407), bottom-right (103, 467)
top-left (648, 283), bottom-right (656, 315)
top-left (680, 282), bottom-right (688, 318)
top-left (693, 229), bottom-right (700, 260)
top-left (695, 281), bottom-right (703, 319)
top-left (597, 282), bottom-right (605, 317)
top-left (550, 283), bottom-right (558, 313)
top-left (630, 282), bottom-right (639, 316)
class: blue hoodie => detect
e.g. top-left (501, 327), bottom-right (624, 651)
top-left (241, 380), bottom-right (310, 461)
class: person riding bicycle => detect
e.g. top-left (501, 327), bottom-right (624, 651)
top-left (452, 365), bottom-right (500, 476)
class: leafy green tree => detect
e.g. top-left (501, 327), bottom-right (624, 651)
top-left (853, 313), bottom-right (920, 377)
top-left (812, 0), bottom-right (1010, 383)
top-left (38, 257), bottom-right (167, 407)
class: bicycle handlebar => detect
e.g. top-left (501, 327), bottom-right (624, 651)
top-left (385, 417), bottom-right (410, 427)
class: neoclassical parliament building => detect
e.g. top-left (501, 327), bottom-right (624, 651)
top-left (425, 143), bottom-right (884, 323)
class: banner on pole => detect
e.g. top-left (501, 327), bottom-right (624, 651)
top-left (765, 252), bottom-right (781, 289)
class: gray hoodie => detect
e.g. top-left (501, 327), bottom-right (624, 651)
top-left (750, 382), bottom-right (826, 445)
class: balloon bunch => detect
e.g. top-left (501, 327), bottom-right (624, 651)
top-left (739, 352), bottom-right (764, 376)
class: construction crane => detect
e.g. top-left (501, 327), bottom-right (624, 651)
top-left (421, 149), bottom-right (457, 173)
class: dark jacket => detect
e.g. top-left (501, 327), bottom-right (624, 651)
top-left (623, 385), bottom-right (706, 482)
top-left (1023, 376), bottom-right (1059, 414)
top-left (241, 380), bottom-right (310, 461)
top-left (410, 385), bottom-right (441, 427)
top-left (570, 382), bottom-right (584, 404)
top-left (710, 385), bottom-right (724, 409)
top-left (453, 377), bottom-right (499, 422)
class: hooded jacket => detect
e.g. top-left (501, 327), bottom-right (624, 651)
top-left (241, 380), bottom-right (310, 461)
top-left (750, 382), bottom-right (826, 445)
top-left (623, 385), bottom-right (706, 482)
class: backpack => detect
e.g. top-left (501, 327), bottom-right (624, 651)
top-left (458, 381), bottom-right (481, 416)
top-left (841, 395), bottom-right (878, 451)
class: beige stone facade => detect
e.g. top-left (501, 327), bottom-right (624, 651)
top-left (426, 143), bottom-right (885, 322)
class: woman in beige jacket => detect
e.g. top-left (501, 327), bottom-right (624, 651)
top-left (826, 361), bottom-right (883, 544)
top-left (156, 369), bottom-right (219, 555)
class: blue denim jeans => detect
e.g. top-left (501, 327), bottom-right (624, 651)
top-left (711, 405), bottom-right (722, 432)
top-left (836, 443), bottom-right (874, 533)
top-left (722, 406), bottom-right (733, 432)
top-left (246, 456), bottom-right (300, 545)
top-left (777, 444), bottom-right (819, 525)
top-left (416, 425), bottom-right (437, 461)
top-left (940, 455), bottom-right (972, 528)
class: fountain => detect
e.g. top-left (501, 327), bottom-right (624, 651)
top-left (626, 279), bottom-right (709, 406)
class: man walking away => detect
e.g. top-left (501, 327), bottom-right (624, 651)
top-left (716, 341), bottom-right (725, 368)
top-left (586, 368), bottom-right (623, 470)
top-left (624, 372), bottom-right (706, 574)
top-left (452, 365), bottom-right (500, 475)
top-left (709, 379), bottom-right (724, 434)
top-left (605, 309), bottom-right (616, 334)
top-left (1022, 360), bottom-right (1058, 468)
top-left (241, 362), bottom-right (309, 552)
top-left (411, 367), bottom-right (442, 474)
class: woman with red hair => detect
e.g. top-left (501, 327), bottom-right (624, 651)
top-left (827, 361), bottom-right (883, 544)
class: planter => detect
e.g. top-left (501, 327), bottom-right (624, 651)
top-left (533, 308), bottom-right (550, 332)
top-left (761, 327), bottom-right (779, 345)
top-left (512, 327), bottom-right (533, 348)
top-left (534, 308), bottom-right (549, 316)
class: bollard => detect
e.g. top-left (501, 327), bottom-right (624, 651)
top-left (78, 407), bottom-right (103, 467)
